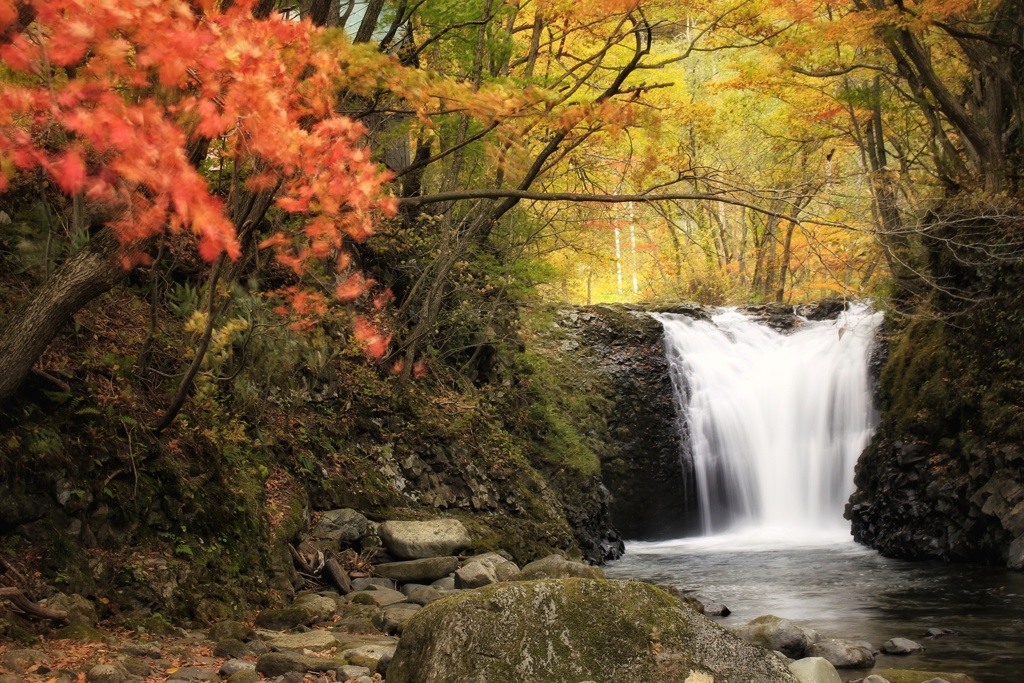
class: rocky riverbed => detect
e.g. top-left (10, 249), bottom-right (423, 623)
top-left (0, 513), bottom-right (988, 683)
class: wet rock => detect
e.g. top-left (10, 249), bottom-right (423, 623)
top-left (923, 628), bottom-right (957, 638)
top-left (883, 637), bottom-right (925, 654)
top-left (351, 577), bottom-right (396, 591)
top-left (694, 595), bottom-right (731, 616)
top-left (455, 560), bottom-right (498, 588)
top-left (207, 620), bottom-right (254, 642)
top-left (311, 509), bottom-right (368, 544)
top-left (253, 607), bottom-right (314, 631)
top-left (730, 615), bottom-right (810, 659)
top-left (377, 519), bottom-right (471, 559)
top-left (511, 554), bottom-right (604, 581)
top-left (788, 657), bottom-right (841, 683)
top-left (805, 638), bottom-right (874, 668)
top-left (374, 556), bottom-right (459, 583)
top-left (864, 676), bottom-right (892, 683)
top-left (388, 578), bottom-right (796, 683)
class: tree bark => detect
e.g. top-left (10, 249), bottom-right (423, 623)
top-left (0, 228), bottom-right (135, 404)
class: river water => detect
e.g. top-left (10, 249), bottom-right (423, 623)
top-left (608, 305), bottom-right (1024, 682)
top-left (606, 532), bottom-right (1024, 683)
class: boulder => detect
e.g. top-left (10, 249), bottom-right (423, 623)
top-left (377, 603), bottom-right (421, 634)
top-left (86, 663), bottom-right (129, 683)
top-left (253, 606), bottom-right (314, 631)
top-left (311, 509), bottom-right (368, 544)
top-left (387, 578), bottom-right (797, 683)
top-left (167, 666), bottom-right (218, 681)
top-left (454, 560), bottom-right (498, 589)
top-left (511, 554), bottom-right (604, 581)
top-left (213, 638), bottom-right (251, 659)
top-left (207, 620), bottom-right (254, 642)
top-left (340, 641), bottom-right (398, 671)
top-left (788, 657), bottom-right (842, 683)
top-left (351, 577), bottom-right (396, 591)
top-left (344, 588), bottom-right (407, 607)
top-left (263, 630), bottom-right (343, 651)
top-left (227, 670), bottom-right (257, 683)
top-left (730, 615), bottom-right (811, 659)
top-left (292, 592), bottom-right (339, 619)
top-left (1, 649), bottom-right (45, 674)
top-left (374, 557), bottom-right (459, 583)
top-left (377, 519), bottom-right (471, 559)
top-left (255, 653), bottom-right (346, 677)
top-left (219, 660), bottom-right (255, 677)
top-left (883, 638), bottom-right (925, 655)
top-left (405, 586), bottom-right (448, 606)
top-left (805, 639), bottom-right (874, 668)
top-left (464, 552), bottom-right (520, 581)
top-left (338, 665), bottom-right (372, 680)
top-left (48, 593), bottom-right (98, 626)
top-left (431, 576), bottom-right (456, 589)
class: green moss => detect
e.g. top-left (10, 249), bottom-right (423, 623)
top-left (0, 619), bottom-right (41, 645)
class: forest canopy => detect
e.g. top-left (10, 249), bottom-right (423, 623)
top-left (1, 0), bottom-right (1022, 406)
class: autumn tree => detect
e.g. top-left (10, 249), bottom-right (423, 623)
top-left (0, 0), bottom-right (398, 405)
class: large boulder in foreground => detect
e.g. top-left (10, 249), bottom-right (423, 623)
top-left (387, 579), bottom-right (797, 683)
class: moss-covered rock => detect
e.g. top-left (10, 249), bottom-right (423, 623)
top-left (387, 578), bottom-right (797, 683)
top-left (253, 606), bottom-right (314, 631)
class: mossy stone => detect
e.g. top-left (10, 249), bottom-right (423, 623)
top-left (227, 670), bottom-right (258, 683)
top-left (55, 623), bottom-right (107, 642)
top-left (207, 620), bottom-right (255, 642)
top-left (253, 606), bottom-right (314, 631)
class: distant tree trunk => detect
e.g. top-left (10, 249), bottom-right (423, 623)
top-left (0, 228), bottom-right (135, 404)
top-left (354, 0), bottom-right (385, 43)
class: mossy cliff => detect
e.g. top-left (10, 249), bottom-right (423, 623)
top-left (847, 209), bottom-right (1024, 568)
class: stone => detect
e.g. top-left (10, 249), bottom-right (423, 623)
top-left (48, 593), bottom-right (98, 626)
top-left (1008, 534), bottom-right (1024, 570)
top-left (431, 576), bottom-right (456, 589)
top-left (343, 588), bottom-right (407, 607)
top-left (374, 557), bottom-right (459, 583)
top-left (378, 603), bottom-right (421, 634)
top-left (86, 663), bottom-right (129, 683)
top-left (400, 583), bottom-right (428, 596)
top-left (730, 615), bottom-right (811, 659)
top-left (871, 670), bottom-right (979, 683)
top-left (377, 519), bottom-right (471, 559)
top-left (338, 665), bottom-right (372, 680)
top-left (255, 653), bottom-right (346, 677)
top-left (167, 666), bottom-right (218, 681)
top-left (55, 624), bottom-right (106, 641)
top-left (219, 659), bottom-right (256, 677)
top-left (121, 642), bottom-right (161, 658)
top-left (332, 604), bottom-right (383, 634)
top-left (263, 630), bottom-right (342, 651)
top-left (226, 670), bottom-right (257, 683)
top-left (387, 578), bottom-right (797, 683)
top-left (340, 642), bottom-right (398, 671)
top-left (311, 509), bottom-right (369, 544)
top-left (253, 606), bottom-right (314, 631)
top-left (864, 676), bottom-right (892, 683)
top-left (454, 560), bottom-right (498, 589)
top-left (883, 637), bottom-right (925, 654)
top-left (805, 638), bottom-right (874, 668)
top-left (788, 657), bottom-right (842, 683)
top-left (695, 596), bottom-right (731, 616)
top-left (292, 593), bottom-right (338, 619)
top-left (510, 554), bottom-right (605, 581)
top-left (406, 586), bottom-right (447, 606)
top-left (351, 577), bottom-right (396, 591)
top-left (1, 649), bottom-right (45, 674)
top-left (213, 638), bottom-right (251, 658)
top-left (120, 660), bottom-right (153, 678)
top-left (464, 552), bottom-right (520, 581)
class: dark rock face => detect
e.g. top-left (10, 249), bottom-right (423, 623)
top-left (559, 305), bottom-right (699, 540)
top-left (846, 308), bottom-right (1024, 568)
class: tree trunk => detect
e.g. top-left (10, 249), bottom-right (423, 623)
top-left (0, 228), bottom-right (134, 404)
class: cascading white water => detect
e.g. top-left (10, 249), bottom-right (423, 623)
top-left (657, 303), bottom-right (882, 536)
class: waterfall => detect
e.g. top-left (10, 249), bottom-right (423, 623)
top-left (657, 303), bottom-right (882, 536)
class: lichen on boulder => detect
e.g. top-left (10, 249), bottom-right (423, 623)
top-left (387, 578), bottom-right (797, 683)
